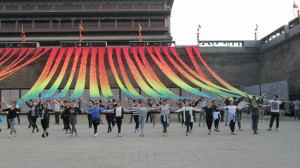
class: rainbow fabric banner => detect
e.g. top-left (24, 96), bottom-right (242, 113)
top-left (107, 47), bottom-right (136, 98)
top-left (116, 48), bottom-right (141, 97)
top-left (89, 47), bottom-right (101, 98)
top-left (133, 47), bottom-right (176, 98)
top-left (70, 47), bottom-right (89, 99)
top-left (191, 46), bottom-right (246, 96)
top-left (41, 48), bottom-right (74, 99)
top-left (0, 48), bottom-right (49, 80)
top-left (54, 48), bottom-right (82, 98)
top-left (99, 47), bottom-right (114, 98)
top-left (0, 46), bottom-right (249, 103)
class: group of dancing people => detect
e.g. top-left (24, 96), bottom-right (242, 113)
top-left (0, 93), bottom-right (298, 138)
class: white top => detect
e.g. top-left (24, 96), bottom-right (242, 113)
top-left (115, 107), bottom-right (122, 117)
top-left (269, 100), bottom-right (282, 113)
top-left (54, 104), bottom-right (61, 111)
top-left (225, 105), bottom-right (238, 114)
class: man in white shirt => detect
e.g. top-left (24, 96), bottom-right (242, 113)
top-left (267, 95), bottom-right (282, 131)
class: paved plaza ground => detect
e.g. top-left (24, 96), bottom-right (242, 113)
top-left (0, 114), bottom-right (299, 168)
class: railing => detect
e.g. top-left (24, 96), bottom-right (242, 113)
top-left (0, 3), bottom-right (169, 12)
top-left (260, 26), bottom-right (287, 45)
top-left (198, 41), bottom-right (245, 47)
top-left (0, 42), bottom-right (40, 48)
top-left (289, 17), bottom-right (300, 38)
top-left (129, 41), bottom-right (175, 47)
top-left (60, 41), bottom-right (107, 48)
top-left (0, 20), bottom-right (167, 31)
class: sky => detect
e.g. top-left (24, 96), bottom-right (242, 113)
top-left (171, 0), bottom-right (297, 45)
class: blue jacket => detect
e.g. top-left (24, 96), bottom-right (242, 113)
top-left (85, 108), bottom-right (105, 119)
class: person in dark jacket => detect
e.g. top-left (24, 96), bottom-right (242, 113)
top-left (104, 101), bottom-right (132, 137)
top-left (22, 97), bottom-right (40, 133)
top-left (69, 101), bottom-right (81, 137)
top-left (38, 103), bottom-right (54, 138)
top-left (247, 99), bottom-right (260, 134)
top-left (1, 101), bottom-right (20, 138)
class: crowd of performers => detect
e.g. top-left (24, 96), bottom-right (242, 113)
top-left (0, 93), bottom-right (299, 138)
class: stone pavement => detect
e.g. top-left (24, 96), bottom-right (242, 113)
top-left (0, 115), bottom-right (299, 168)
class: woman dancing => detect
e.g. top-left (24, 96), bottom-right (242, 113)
top-left (22, 97), bottom-right (40, 133)
top-left (130, 101), bottom-right (153, 137)
top-left (202, 101), bottom-right (214, 135)
top-left (80, 97), bottom-right (94, 128)
top-left (105, 101), bottom-right (132, 137)
top-left (212, 100), bottom-right (221, 132)
top-left (176, 101), bottom-right (201, 136)
top-left (1, 100), bottom-right (20, 138)
top-left (38, 103), bottom-right (54, 138)
top-left (69, 101), bottom-right (81, 137)
top-left (84, 103), bottom-right (106, 137)
top-left (156, 100), bottom-right (177, 137)
top-left (220, 100), bottom-right (246, 135)
top-left (105, 101), bottom-right (115, 133)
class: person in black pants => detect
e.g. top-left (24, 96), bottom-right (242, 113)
top-left (38, 103), bottom-right (54, 138)
top-left (105, 101), bottom-right (132, 137)
top-left (22, 97), bottom-right (41, 133)
top-left (80, 97), bottom-right (94, 128)
top-left (62, 101), bottom-right (71, 134)
top-left (105, 101), bottom-right (114, 133)
top-left (1, 97), bottom-right (11, 129)
top-left (213, 100), bottom-right (221, 132)
top-left (266, 95), bottom-right (282, 131)
top-left (146, 99), bottom-right (154, 123)
top-left (175, 101), bottom-right (201, 136)
top-left (202, 101), bottom-right (214, 135)
top-left (53, 99), bottom-right (62, 125)
top-left (22, 99), bottom-right (33, 128)
top-left (126, 98), bottom-right (140, 132)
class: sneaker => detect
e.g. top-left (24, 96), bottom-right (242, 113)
top-left (69, 134), bottom-right (73, 137)
top-left (15, 133), bottom-right (19, 137)
top-left (46, 132), bottom-right (49, 137)
top-left (208, 132), bottom-right (212, 135)
top-left (275, 128), bottom-right (278, 131)
top-left (134, 130), bottom-right (137, 133)
top-left (42, 134), bottom-right (45, 138)
top-left (9, 135), bottom-right (13, 138)
top-left (117, 134), bottom-right (122, 137)
top-left (93, 133), bottom-right (98, 137)
top-left (254, 131), bottom-right (258, 134)
top-left (267, 128), bottom-right (272, 131)
top-left (239, 128), bottom-right (243, 131)
top-left (186, 133), bottom-right (189, 136)
top-left (231, 132), bottom-right (237, 135)
top-left (215, 129), bottom-right (220, 132)
top-left (163, 133), bottom-right (167, 136)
